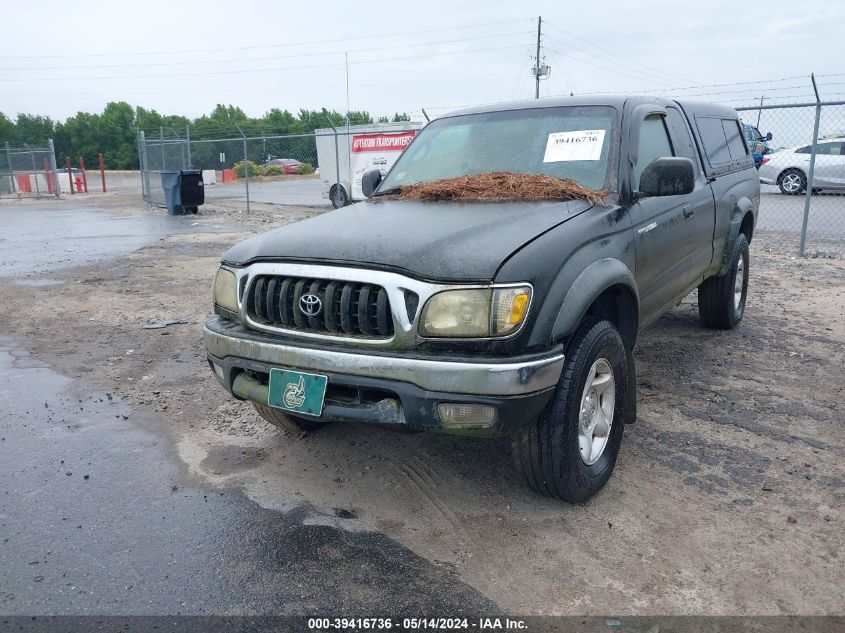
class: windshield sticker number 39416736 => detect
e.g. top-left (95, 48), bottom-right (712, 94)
top-left (543, 129), bottom-right (606, 163)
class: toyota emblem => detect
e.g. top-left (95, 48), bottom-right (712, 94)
top-left (299, 293), bottom-right (322, 317)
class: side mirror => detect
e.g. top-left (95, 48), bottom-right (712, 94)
top-left (638, 157), bottom-right (695, 197)
top-left (765, 132), bottom-right (773, 141)
top-left (361, 169), bottom-right (383, 198)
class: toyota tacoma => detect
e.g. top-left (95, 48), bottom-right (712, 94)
top-left (204, 96), bottom-right (759, 502)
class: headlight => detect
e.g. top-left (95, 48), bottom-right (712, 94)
top-left (213, 267), bottom-right (238, 313)
top-left (419, 285), bottom-right (531, 338)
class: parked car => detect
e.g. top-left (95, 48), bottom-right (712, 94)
top-left (742, 122), bottom-right (773, 168)
top-left (204, 96), bottom-right (759, 502)
top-left (262, 158), bottom-right (301, 174)
top-left (758, 137), bottom-right (845, 194)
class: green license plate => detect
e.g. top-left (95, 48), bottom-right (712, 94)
top-left (267, 368), bottom-right (328, 417)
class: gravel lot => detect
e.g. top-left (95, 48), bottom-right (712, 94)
top-left (1, 191), bottom-right (843, 615)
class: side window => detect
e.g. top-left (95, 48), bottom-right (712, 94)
top-left (795, 143), bottom-right (841, 155)
top-left (665, 107), bottom-right (700, 173)
top-left (696, 116), bottom-right (732, 165)
top-left (636, 114), bottom-right (674, 185)
top-left (722, 119), bottom-right (748, 160)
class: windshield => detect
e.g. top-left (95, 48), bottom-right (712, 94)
top-left (379, 105), bottom-right (617, 192)
top-left (743, 123), bottom-right (764, 142)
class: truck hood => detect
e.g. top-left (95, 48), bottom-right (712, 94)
top-left (221, 198), bottom-right (594, 281)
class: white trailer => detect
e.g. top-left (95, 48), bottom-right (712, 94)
top-left (315, 121), bottom-right (422, 208)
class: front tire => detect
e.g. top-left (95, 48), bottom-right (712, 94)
top-left (253, 402), bottom-right (330, 434)
top-left (698, 233), bottom-right (749, 329)
top-left (512, 320), bottom-right (629, 502)
top-left (778, 169), bottom-right (806, 195)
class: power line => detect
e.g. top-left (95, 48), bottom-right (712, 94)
top-left (0, 43), bottom-right (530, 82)
top-left (0, 30), bottom-right (534, 71)
top-left (577, 74), bottom-right (812, 96)
top-left (0, 17), bottom-right (534, 60)
top-left (542, 34), bottom-right (684, 88)
top-left (544, 45), bottom-right (671, 88)
top-left (542, 20), bottom-right (687, 84)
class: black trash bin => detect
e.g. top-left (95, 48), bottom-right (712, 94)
top-left (160, 170), bottom-right (204, 215)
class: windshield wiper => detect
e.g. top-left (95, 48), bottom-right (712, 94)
top-left (371, 187), bottom-right (402, 197)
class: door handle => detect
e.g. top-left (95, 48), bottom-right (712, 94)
top-left (683, 204), bottom-right (694, 220)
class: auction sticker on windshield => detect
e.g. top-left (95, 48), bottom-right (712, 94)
top-left (543, 129), bottom-right (606, 162)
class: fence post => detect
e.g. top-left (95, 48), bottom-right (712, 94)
top-left (26, 144), bottom-right (41, 197)
top-left (186, 124), bottom-right (192, 169)
top-left (99, 153), bottom-right (106, 192)
top-left (236, 124), bottom-right (250, 214)
top-left (323, 110), bottom-right (341, 206)
top-left (138, 130), bottom-right (148, 201)
top-left (799, 74), bottom-right (822, 256)
top-left (5, 141), bottom-right (15, 194)
top-left (66, 157), bottom-right (74, 194)
top-left (48, 139), bottom-right (60, 197)
top-left (79, 157), bottom-right (88, 193)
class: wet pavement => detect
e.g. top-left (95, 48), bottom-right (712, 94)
top-left (0, 200), bottom-right (496, 615)
top-left (0, 201), bottom-right (235, 279)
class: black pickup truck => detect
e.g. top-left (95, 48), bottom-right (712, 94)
top-left (204, 96), bottom-right (759, 502)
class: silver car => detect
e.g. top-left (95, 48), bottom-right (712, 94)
top-left (758, 137), bottom-right (845, 194)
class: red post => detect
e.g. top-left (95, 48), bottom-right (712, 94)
top-left (43, 157), bottom-right (54, 194)
top-left (79, 157), bottom-right (88, 193)
top-left (66, 157), bottom-right (74, 194)
top-left (98, 153), bottom-right (106, 192)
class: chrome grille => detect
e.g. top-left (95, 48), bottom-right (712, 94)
top-left (247, 275), bottom-right (394, 338)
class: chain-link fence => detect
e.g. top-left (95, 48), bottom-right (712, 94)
top-left (139, 122), bottom-right (421, 212)
top-left (1, 140), bottom-right (61, 199)
top-left (736, 100), bottom-right (845, 255)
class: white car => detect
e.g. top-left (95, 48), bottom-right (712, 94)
top-left (758, 137), bottom-right (845, 194)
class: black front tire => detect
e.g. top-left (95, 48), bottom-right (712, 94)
top-left (512, 320), bottom-right (629, 502)
top-left (253, 402), bottom-right (330, 434)
top-left (698, 233), bottom-right (749, 329)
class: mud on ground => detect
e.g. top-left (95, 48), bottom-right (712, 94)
top-left (0, 193), bottom-right (842, 615)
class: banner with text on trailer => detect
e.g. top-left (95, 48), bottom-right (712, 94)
top-left (350, 131), bottom-right (417, 199)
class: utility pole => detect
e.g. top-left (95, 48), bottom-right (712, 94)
top-left (756, 95), bottom-right (764, 128)
top-left (535, 16), bottom-right (542, 99)
top-left (531, 16), bottom-right (551, 99)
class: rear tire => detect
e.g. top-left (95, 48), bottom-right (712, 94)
top-left (778, 169), bottom-right (806, 195)
top-left (698, 233), bottom-right (749, 329)
top-left (253, 402), bottom-right (330, 434)
top-left (512, 320), bottom-right (629, 502)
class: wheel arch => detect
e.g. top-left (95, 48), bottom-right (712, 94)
top-left (716, 195), bottom-right (755, 275)
top-left (551, 258), bottom-right (639, 351)
top-left (740, 209), bottom-right (755, 243)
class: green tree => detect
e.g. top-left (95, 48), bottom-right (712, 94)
top-left (14, 114), bottom-right (54, 143)
top-left (98, 102), bottom-right (137, 168)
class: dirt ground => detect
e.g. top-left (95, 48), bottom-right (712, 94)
top-left (1, 191), bottom-right (843, 615)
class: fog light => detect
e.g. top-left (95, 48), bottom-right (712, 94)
top-left (437, 403), bottom-right (498, 427)
top-left (212, 362), bottom-right (224, 381)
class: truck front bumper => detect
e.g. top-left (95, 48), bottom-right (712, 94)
top-left (204, 317), bottom-right (564, 437)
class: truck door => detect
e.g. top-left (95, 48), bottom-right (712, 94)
top-left (629, 111), bottom-right (715, 324)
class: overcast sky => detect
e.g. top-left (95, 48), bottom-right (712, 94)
top-left (1, 0), bottom-right (842, 123)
